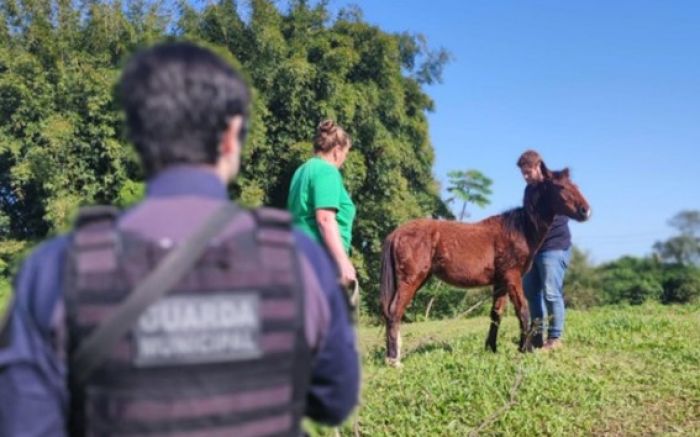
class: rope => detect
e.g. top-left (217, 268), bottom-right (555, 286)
top-left (468, 357), bottom-right (526, 436)
top-left (453, 297), bottom-right (489, 320)
top-left (348, 280), bottom-right (360, 319)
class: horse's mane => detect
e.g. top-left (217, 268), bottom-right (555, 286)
top-left (490, 183), bottom-right (552, 246)
top-left (500, 207), bottom-right (528, 235)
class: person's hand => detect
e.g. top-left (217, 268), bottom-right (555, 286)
top-left (338, 257), bottom-right (357, 288)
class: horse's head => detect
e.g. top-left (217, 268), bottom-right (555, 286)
top-left (526, 162), bottom-right (591, 222)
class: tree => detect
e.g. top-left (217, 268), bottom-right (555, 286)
top-left (653, 210), bottom-right (700, 266)
top-left (0, 0), bottom-right (452, 312)
top-left (445, 169), bottom-right (492, 220)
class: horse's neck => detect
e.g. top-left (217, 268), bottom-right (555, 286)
top-left (522, 205), bottom-right (555, 254)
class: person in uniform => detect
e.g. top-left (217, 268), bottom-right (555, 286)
top-left (0, 42), bottom-right (359, 436)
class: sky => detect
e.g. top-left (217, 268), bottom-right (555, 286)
top-left (323, 0), bottom-right (700, 264)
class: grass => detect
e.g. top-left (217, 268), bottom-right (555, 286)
top-left (308, 303), bottom-right (700, 436)
top-left (0, 283), bottom-right (697, 435)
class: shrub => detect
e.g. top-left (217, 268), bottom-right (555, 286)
top-left (598, 256), bottom-right (663, 305)
top-left (564, 246), bottom-right (603, 309)
top-left (661, 265), bottom-right (700, 304)
top-left (403, 278), bottom-right (491, 322)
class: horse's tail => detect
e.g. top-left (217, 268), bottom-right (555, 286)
top-left (380, 233), bottom-right (398, 320)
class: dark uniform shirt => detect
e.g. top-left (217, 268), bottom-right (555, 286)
top-left (539, 215), bottom-right (572, 252)
top-left (0, 167), bottom-right (360, 436)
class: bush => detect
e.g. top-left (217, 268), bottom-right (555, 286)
top-left (403, 278), bottom-right (491, 322)
top-left (661, 265), bottom-right (700, 304)
top-left (599, 256), bottom-right (663, 305)
top-left (0, 278), bottom-right (11, 320)
top-left (0, 240), bottom-right (28, 308)
top-left (564, 246), bottom-right (603, 309)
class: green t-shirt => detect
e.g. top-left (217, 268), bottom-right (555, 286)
top-left (287, 157), bottom-right (356, 253)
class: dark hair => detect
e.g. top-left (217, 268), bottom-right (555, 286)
top-left (313, 119), bottom-right (351, 153)
top-left (516, 149), bottom-right (542, 169)
top-left (119, 42), bottom-right (250, 176)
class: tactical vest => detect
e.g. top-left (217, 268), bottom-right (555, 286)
top-left (64, 206), bottom-right (310, 437)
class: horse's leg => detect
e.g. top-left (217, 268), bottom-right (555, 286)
top-left (385, 318), bottom-right (403, 368)
top-left (385, 280), bottom-right (423, 367)
top-left (504, 271), bottom-right (532, 352)
top-left (485, 287), bottom-right (508, 353)
top-left (383, 284), bottom-right (402, 367)
top-left (385, 314), bottom-right (401, 367)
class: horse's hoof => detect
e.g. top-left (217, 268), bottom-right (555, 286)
top-left (519, 338), bottom-right (534, 353)
top-left (532, 333), bottom-right (544, 349)
top-left (385, 357), bottom-right (403, 368)
top-left (485, 342), bottom-right (497, 353)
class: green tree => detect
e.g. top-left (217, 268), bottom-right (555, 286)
top-left (446, 169), bottom-right (492, 220)
top-left (653, 210), bottom-right (700, 266)
top-left (0, 0), bottom-right (452, 314)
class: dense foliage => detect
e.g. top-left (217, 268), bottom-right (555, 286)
top-left (0, 0), bottom-right (452, 305)
top-left (0, 1), bottom-right (697, 319)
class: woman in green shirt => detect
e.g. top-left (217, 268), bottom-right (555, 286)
top-left (288, 120), bottom-right (357, 286)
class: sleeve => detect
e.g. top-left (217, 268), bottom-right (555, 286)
top-left (0, 237), bottom-right (69, 437)
top-left (311, 165), bottom-right (343, 211)
top-left (293, 231), bottom-right (360, 426)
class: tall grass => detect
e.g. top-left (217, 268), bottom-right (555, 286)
top-left (310, 303), bottom-right (700, 436)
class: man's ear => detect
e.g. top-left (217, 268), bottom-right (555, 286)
top-left (216, 115), bottom-right (244, 182)
top-left (220, 115), bottom-right (245, 156)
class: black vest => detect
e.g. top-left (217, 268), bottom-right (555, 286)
top-left (64, 206), bottom-right (310, 437)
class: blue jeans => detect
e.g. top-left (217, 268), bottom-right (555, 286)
top-left (523, 248), bottom-right (571, 340)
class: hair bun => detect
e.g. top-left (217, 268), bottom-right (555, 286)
top-left (314, 119), bottom-right (350, 153)
top-left (318, 119), bottom-right (337, 134)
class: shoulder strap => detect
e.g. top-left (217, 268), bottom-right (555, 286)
top-left (74, 206), bottom-right (119, 229)
top-left (252, 207), bottom-right (293, 228)
top-left (71, 203), bottom-right (240, 385)
top-left (70, 206), bottom-right (121, 283)
top-left (253, 206), bottom-right (311, 426)
top-left (251, 207), bottom-right (296, 268)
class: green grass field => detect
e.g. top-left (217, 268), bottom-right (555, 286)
top-left (311, 303), bottom-right (700, 436)
top-left (1, 287), bottom-right (697, 435)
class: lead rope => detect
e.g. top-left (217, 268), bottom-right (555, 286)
top-left (468, 321), bottom-right (541, 436)
top-left (349, 280), bottom-right (360, 322)
top-left (468, 356), bottom-right (525, 436)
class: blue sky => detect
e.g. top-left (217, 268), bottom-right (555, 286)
top-left (325, 0), bottom-right (700, 264)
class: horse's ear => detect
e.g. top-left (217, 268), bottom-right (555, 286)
top-left (561, 167), bottom-right (570, 179)
top-left (540, 161), bottom-right (553, 180)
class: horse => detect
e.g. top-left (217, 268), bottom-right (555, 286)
top-left (379, 162), bottom-right (591, 366)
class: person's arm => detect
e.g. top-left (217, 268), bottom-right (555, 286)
top-left (0, 238), bottom-right (69, 437)
top-left (294, 231), bottom-right (360, 425)
top-left (315, 208), bottom-right (356, 286)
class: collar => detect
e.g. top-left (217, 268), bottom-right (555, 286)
top-left (146, 166), bottom-right (228, 200)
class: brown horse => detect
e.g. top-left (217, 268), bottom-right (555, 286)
top-left (380, 163), bottom-right (590, 366)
